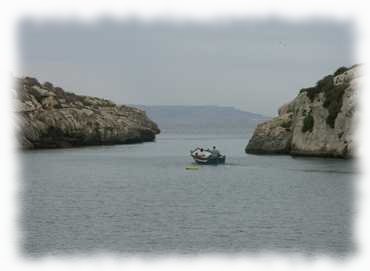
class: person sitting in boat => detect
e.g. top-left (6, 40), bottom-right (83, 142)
top-left (211, 146), bottom-right (220, 158)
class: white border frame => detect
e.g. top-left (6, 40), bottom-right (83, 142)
top-left (1, 1), bottom-right (369, 270)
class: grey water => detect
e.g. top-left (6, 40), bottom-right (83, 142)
top-left (21, 132), bottom-right (356, 257)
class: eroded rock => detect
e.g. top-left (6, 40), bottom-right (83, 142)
top-left (15, 77), bottom-right (160, 149)
top-left (246, 65), bottom-right (360, 158)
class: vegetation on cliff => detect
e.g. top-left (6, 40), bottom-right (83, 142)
top-left (302, 112), bottom-right (314, 133)
top-left (299, 66), bottom-right (352, 128)
top-left (246, 65), bottom-right (359, 158)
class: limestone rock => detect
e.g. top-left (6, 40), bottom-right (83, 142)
top-left (245, 113), bottom-right (293, 154)
top-left (15, 77), bottom-right (160, 149)
top-left (246, 65), bottom-right (360, 158)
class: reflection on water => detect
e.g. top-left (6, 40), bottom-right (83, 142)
top-left (21, 133), bottom-right (356, 257)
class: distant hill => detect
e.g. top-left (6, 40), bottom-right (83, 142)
top-left (134, 105), bottom-right (270, 134)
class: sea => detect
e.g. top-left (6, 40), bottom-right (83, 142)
top-left (20, 129), bottom-right (356, 257)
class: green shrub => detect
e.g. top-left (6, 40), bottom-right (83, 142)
top-left (302, 113), bottom-right (314, 133)
top-left (300, 75), bottom-right (334, 102)
top-left (317, 75), bottom-right (334, 92)
top-left (298, 66), bottom-right (353, 128)
top-left (334, 66), bottom-right (349, 76)
top-left (300, 87), bottom-right (320, 102)
top-left (323, 84), bottom-right (348, 128)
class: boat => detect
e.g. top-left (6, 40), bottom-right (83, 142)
top-left (190, 147), bottom-right (226, 165)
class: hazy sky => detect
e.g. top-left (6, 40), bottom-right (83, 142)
top-left (18, 19), bottom-right (354, 116)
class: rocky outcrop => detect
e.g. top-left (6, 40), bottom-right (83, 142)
top-left (244, 113), bottom-right (293, 154)
top-left (15, 77), bottom-right (160, 149)
top-left (245, 65), bottom-right (361, 158)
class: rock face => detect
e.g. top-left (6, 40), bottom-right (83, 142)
top-left (15, 77), bottom-right (160, 149)
top-left (246, 65), bottom-right (361, 158)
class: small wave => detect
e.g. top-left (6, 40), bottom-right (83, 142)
top-left (288, 168), bottom-right (357, 175)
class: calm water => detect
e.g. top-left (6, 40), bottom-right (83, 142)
top-left (21, 132), bottom-right (356, 257)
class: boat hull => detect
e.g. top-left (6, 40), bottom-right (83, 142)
top-left (192, 155), bottom-right (226, 165)
top-left (190, 148), bottom-right (226, 165)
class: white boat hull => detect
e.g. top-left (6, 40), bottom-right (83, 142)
top-left (190, 148), bottom-right (226, 165)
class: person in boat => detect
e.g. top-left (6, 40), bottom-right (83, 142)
top-left (211, 146), bottom-right (220, 158)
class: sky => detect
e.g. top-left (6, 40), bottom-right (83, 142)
top-left (18, 19), bottom-right (354, 116)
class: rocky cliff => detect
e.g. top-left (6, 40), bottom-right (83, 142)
top-left (15, 77), bottom-right (160, 149)
top-left (245, 65), bottom-right (361, 158)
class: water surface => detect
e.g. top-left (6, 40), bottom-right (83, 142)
top-left (21, 133), bottom-right (355, 257)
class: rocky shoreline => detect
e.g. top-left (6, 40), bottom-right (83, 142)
top-left (245, 65), bottom-right (360, 158)
top-left (15, 77), bottom-right (160, 149)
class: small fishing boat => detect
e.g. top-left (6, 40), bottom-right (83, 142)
top-left (190, 147), bottom-right (226, 165)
